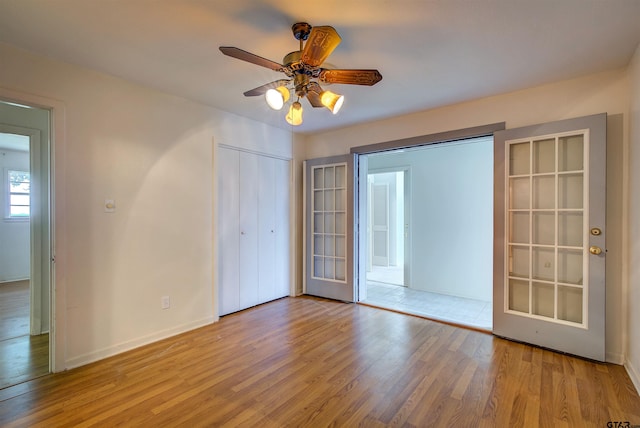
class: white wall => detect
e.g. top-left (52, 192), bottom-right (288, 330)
top-left (0, 147), bottom-right (29, 281)
top-left (627, 43), bottom-right (640, 392)
top-left (367, 138), bottom-right (493, 301)
top-left (300, 68), bottom-right (630, 363)
top-left (0, 42), bottom-right (292, 368)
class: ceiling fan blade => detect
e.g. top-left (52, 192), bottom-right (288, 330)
top-left (319, 69), bottom-right (383, 86)
top-left (301, 26), bottom-right (341, 67)
top-left (219, 46), bottom-right (284, 71)
top-left (243, 79), bottom-right (291, 97)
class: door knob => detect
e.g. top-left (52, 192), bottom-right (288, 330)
top-left (589, 246), bottom-right (602, 255)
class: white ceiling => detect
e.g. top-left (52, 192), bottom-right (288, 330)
top-left (1, 0), bottom-right (639, 134)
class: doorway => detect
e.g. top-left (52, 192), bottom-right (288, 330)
top-left (366, 170), bottom-right (407, 287)
top-left (357, 137), bottom-right (494, 330)
top-left (0, 101), bottom-right (51, 388)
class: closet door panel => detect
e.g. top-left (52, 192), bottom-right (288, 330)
top-left (218, 148), bottom-right (240, 316)
top-left (274, 158), bottom-right (291, 298)
top-left (258, 156), bottom-right (277, 302)
top-left (239, 151), bottom-right (260, 310)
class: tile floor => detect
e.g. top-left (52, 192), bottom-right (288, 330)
top-left (361, 266), bottom-right (493, 330)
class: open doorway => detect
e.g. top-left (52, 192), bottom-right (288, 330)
top-left (358, 137), bottom-right (494, 330)
top-left (366, 169), bottom-right (408, 287)
top-left (0, 101), bottom-right (51, 388)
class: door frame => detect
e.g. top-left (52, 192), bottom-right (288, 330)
top-left (0, 88), bottom-right (66, 373)
top-left (366, 167), bottom-right (411, 287)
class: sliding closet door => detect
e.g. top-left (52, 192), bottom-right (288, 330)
top-left (218, 146), bottom-right (291, 316)
top-left (259, 156), bottom-right (292, 302)
top-left (273, 157), bottom-right (291, 299)
top-left (239, 151), bottom-right (260, 310)
top-left (218, 147), bottom-right (241, 315)
top-left (258, 155), bottom-right (277, 303)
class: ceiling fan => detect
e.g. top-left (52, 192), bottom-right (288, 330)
top-left (219, 22), bottom-right (383, 126)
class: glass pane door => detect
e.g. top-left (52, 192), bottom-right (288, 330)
top-left (305, 155), bottom-right (354, 302)
top-left (312, 164), bottom-right (348, 282)
top-left (493, 113), bottom-right (606, 361)
top-left (506, 134), bottom-right (586, 325)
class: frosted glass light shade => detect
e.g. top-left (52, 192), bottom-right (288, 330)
top-left (320, 90), bottom-right (344, 114)
top-left (265, 87), bottom-right (290, 110)
top-left (286, 101), bottom-right (303, 126)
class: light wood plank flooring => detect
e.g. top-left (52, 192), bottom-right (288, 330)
top-left (1, 296), bottom-right (639, 427)
top-left (0, 280), bottom-right (30, 341)
top-left (0, 281), bottom-right (49, 389)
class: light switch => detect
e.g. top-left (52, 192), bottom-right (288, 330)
top-left (104, 199), bottom-right (116, 213)
top-left (161, 296), bottom-right (170, 309)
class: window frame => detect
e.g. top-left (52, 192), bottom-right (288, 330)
top-left (5, 168), bottom-right (31, 221)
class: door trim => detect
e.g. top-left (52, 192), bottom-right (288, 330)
top-left (1, 88), bottom-right (66, 373)
top-left (351, 122), bottom-right (506, 155)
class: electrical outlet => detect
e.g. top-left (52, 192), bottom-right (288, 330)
top-left (161, 296), bottom-right (170, 309)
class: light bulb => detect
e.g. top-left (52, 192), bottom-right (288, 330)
top-left (265, 86), bottom-right (290, 110)
top-left (320, 90), bottom-right (344, 114)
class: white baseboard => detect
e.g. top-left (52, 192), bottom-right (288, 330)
top-left (0, 278), bottom-right (29, 284)
top-left (625, 359), bottom-right (640, 396)
top-left (606, 351), bottom-right (625, 365)
top-left (64, 316), bottom-right (216, 370)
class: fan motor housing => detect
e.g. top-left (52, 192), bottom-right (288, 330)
top-left (293, 73), bottom-right (310, 97)
top-left (283, 51), bottom-right (302, 67)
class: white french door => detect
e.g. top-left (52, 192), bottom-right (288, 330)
top-left (304, 154), bottom-right (355, 302)
top-left (493, 113), bottom-right (606, 361)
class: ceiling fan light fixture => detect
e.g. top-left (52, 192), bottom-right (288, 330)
top-left (320, 90), bottom-right (345, 114)
top-left (265, 86), bottom-right (290, 110)
top-left (220, 22), bottom-right (382, 126)
top-left (286, 101), bottom-right (303, 126)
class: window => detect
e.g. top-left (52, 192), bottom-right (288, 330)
top-left (8, 170), bottom-right (30, 218)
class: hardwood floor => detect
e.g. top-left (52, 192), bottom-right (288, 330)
top-left (1, 296), bottom-right (639, 427)
top-left (0, 333), bottom-right (49, 390)
top-left (0, 280), bottom-right (30, 341)
top-left (0, 280), bottom-right (50, 389)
